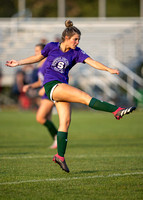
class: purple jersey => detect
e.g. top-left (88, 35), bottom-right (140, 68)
top-left (38, 65), bottom-right (46, 85)
top-left (41, 42), bottom-right (89, 85)
top-left (38, 63), bottom-right (49, 99)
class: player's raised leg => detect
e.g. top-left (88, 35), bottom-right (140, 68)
top-left (52, 83), bottom-right (136, 120)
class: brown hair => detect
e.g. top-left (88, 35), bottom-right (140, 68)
top-left (35, 43), bottom-right (45, 50)
top-left (61, 20), bottom-right (81, 42)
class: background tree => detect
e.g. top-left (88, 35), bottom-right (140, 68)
top-left (0, 0), bottom-right (140, 18)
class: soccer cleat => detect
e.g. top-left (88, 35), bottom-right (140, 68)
top-left (53, 155), bottom-right (70, 173)
top-left (113, 106), bottom-right (136, 120)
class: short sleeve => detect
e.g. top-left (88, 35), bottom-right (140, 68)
top-left (74, 48), bottom-right (89, 64)
top-left (41, 42), bottom-right (52, 57)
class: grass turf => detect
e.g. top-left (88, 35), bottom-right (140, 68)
top-left (0, 109), bottom-right (143, 200)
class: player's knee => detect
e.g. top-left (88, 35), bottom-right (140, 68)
top-left (36, 114), bottom-right (43, 124)
top-left (59, 117), bottom-right (71, 130)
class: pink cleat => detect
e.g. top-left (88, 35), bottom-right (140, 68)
top-left (53, 154), bottom-right (70, 173)
top-left (113, 106), bottom-right (136, 120)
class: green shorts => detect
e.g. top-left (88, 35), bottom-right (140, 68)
top-left (44, 80), bottom-right (62, 101)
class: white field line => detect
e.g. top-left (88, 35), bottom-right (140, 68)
top-left (0, 172), bottom-right (143, 186)
top-left (0, 154), bottom-right (143, 160)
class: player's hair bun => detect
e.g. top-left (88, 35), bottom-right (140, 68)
top-left (65, 20), bottom-right (73, 28)
top-left (62, 19), bottom-right (81, 42)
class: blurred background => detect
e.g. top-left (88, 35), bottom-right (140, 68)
top-left (0, 0), bottom-right (143, 110)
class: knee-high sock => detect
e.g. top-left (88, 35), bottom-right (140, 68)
top-left (43, 120), bottom-right (57, 139)
top-left (89, 97), bottom-right (118, 112)
top-left (57, 131), bottom-right (68, 157)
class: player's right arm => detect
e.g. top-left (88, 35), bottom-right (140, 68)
top-left (6, 54), bottom-right (44, 67)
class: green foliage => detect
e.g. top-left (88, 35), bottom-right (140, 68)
top-left (0, 110), bottom-right (143, 199)
top-left (0, 0), bottom-right (17, 17)
top-left (0, 0), bottom-right (140, 18)
top-left (26, 0), bottom-right (57, 17)
top-left (66, 0), bottom-right (98, 17)
top-left (107, 0), bottom-right (140, 17)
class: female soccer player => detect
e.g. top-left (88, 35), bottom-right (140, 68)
top-left (6, 20), bottom-right (136, 173)
top-left (23, 43), bottom-right (57, 149)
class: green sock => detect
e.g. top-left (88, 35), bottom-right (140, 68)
top-left (89, 97), bottom-right (118, 112)
top-left (57, 131), bottom-right (68, 157)
top-left (43, 120), bottom-right (57, 139)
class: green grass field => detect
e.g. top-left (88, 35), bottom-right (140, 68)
top-left (0, 109), bottom-right (143, 200)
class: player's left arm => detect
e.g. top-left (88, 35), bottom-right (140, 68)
top-left (84, 57), bottom-right (119, 75)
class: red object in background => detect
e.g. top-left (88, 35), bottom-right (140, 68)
top-left (18, 93), bottom-right (31, 109)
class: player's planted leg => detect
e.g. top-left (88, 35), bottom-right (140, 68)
top-left (53, 131), bottom-right (69, 173)
top-left (53, 102), bottom-right (70, 173)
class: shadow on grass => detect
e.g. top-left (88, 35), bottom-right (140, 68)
top-left (73, 168), bottom-right (143, 175)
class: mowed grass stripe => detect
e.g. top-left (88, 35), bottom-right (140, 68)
top-left (0, 154), bottom-right (143, 160)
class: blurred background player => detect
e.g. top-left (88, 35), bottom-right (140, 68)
top-left (23, 43), bottom-right (57, 149)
